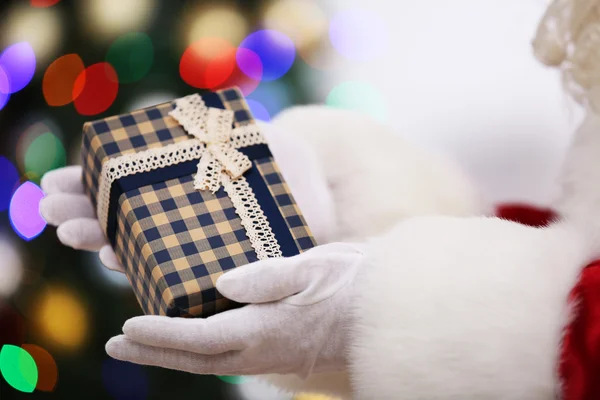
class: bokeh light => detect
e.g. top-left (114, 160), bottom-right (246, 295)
top-left (24, 132), bottom-right (66, 183)
top-left (2, 5), bottom-right (61, 65)
top-left (294, 395), bottom-right (340, 400)
top-left (106, 32), bottom-right (154, 84)
top-left (9, 182), bottom-right (46, 241)
top-left (0, 68), bottom-right (10, 110)
top-left (83, 0), bottom-right (157, 39)
top-left (263, 0), bottom-right (328, 52)
top-left (234, 377), bottom-right (292, 400)
top-left (326, 81), bottom-right (388, 123)
top-left (31, 0), bottom-right (61, 7)
top-left (247, 80), bottom-right (293, 118)
top-left (238, 30), bottom-right (296, 81)
top-left (180, 38), bottom-right (237, 89)
top-left (74, 63), bottom-right (119, 116)
top-left (0, 235), bottom-right (24, 298)
top-left (0, 304), bottom-right (26, 346)
top-left (102, 358), bottom-right (148, 399)
top-left (35, 285), bottom-right (89, 352)
top-left (329, 9), bottom-right (388, 61)
top-left (0, 42), bottom-right (36, 94)
top-left (87, 252), bottom-right (130, 289)
top-left (186, 4), bottom-right (248, 47)
top-left (218, 48), bottom-right (262, 96)
top-left (0, 156), bottom-right (20, 212)
top-left (43, 54), bottom-right (86, 107)
top-left (246, 99), bottom-right (270, 122)
top-left (0, 345), bottom-right (38, 393)
top-left (21, 344), bottom-right (58, 392)
top-left (218, 375), bottom-right (248, 384)
top-left (16, 120), bottom-right (63, 178)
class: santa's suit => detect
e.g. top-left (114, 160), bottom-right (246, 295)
top-left (259, 105), bottom-right (600, 400)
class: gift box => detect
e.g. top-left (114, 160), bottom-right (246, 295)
top-left (81, 87), bottom-right (316, 318)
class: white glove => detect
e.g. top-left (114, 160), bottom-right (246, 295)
top-left (105, 242), bottom-right (364, 377)
top-left (39, 165), bottom-right (123, 272)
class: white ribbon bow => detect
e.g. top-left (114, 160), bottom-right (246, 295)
top-left (169, 94), bottom-right (253, 193)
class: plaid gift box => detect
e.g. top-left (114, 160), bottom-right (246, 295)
top-left (81, 87), bottom-right (316, 318)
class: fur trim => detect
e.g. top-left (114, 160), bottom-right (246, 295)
top-left (272, 106), bottom-right (488, 242)
top-left (349, 216), bottom-right (587, 399)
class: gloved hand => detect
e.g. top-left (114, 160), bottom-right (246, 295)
top-left (105, 242), bottom-right (364, 377)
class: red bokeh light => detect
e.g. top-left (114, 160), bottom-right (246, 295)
top-left (179, 38), bottom-right (237, 89)
top-left (21, 344), bottom-right (59, 392)
top-left (43, 54), bottom-right (85, 107)
top-left (30, 0), bottom-right (61, 7)
top-left (215, 48), bottom-right (262, 96)
top-left (73, 63), bottom-right (119, 116)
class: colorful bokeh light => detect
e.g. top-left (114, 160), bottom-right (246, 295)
top-left (186, 5), bottom-right (248, 47)
top-left (0, 345), bottom-right (38, 393)
top-left (246, 99), bottom-right (270, 122)
top-left (0, 156), bottom-right (20, 212)
top-left (329, 9), bottom-right (388, 61)
top-left (0, 42), bottom-right (36, 94)
top-left (218, 375), bottom-right (248, 385)
top-left (263, 0), bottom-right (328, 51)
top-left (0, 235), bottom-right (23, 298)
top-left (0, 67), bottom-right (10, 109)
top-left (36, 286), bottom-right (88, 352)
top-left (218, 48), bottom-right (262, 96)
top-left (21, 344), bottom-right (58, 392)
top-left (83, 0), bottom-right (157, 38)
top-left (24, 132), bottom-right (66, 182)
top-left (238, 30), bottom-right (295, 81)
top-left (30, 0), bottom-right (62, 7)
top-left (106, 32), bottom-right (154, 84)
top-left (43, 54), bottom-right (85, 106)
top-left (180, 37), bottom-right (237, 89)
top-left (102, 358), bottom-right (148, 399)
top-left (74, 62), bottom-right (119, 116)
top-left (326, 81), bottom-right (388, 123)
top-left (9, 182), bottom-right (46, 241)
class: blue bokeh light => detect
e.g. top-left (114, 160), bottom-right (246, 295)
top-left (0, 67), bottom-right (10, 110)
top-left (102, 359), bottom-right (148, 400)
top-left (0, 42), bottom-right (36, 94)
top-left (0, 157), bottom-right (19, 212)
top-left (246, 99), bottom-right (271, 122)
top-left (238, 30), bottom-right (295, 81)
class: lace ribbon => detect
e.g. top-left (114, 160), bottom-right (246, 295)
top-left (97, 95), bottom-right (282, 260)
top-left (169, 94), bottom-right (253, 192)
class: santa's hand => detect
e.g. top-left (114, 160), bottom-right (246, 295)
top-left (39, 166), bottom-right (123, 272)
top-left (105, 243), bottom-right (364, 376)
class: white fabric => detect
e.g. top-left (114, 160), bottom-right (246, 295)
top-left (349, 215), bottom-right (588, 399)
top-left (105, 243), bottom-right (364, 377)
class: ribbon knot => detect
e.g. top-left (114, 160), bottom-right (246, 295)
top-left (169, 95), bottom-right (253, 193)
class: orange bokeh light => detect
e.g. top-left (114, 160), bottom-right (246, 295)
top-left (21, 344), bottom-right (58, 392)
top-left (179, 37), bottom-right (237, 89)
top-left (73, 63), bottom-right (119, 116)
top-left (43, 54), bottom-right (85, 107)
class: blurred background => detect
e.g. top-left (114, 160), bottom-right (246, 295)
top-left (0, 0), bottom-right (585, 399)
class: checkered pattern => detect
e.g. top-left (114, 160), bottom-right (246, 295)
top-left (82, 87), bottom-right (316, 318)
top-left (255, 159), bottom-right (317, 252)
top-left (81, 88), bottom-right (253, 209)
top-left (115, 174), bottom-right (258, 317)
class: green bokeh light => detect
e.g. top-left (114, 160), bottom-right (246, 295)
top-left (217, 375), bottom-right (248, 385)
top-left (326, 81), bottom-right (388, 123)
top-left (24, 132), bottom-right (66, 183)
top-left (106, 32), bottom-right (154, 84)
top-left (0, 345), bottom-right (39, 393)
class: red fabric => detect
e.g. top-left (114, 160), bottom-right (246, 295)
top-left (495, 203), bottom-right (600, 400)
